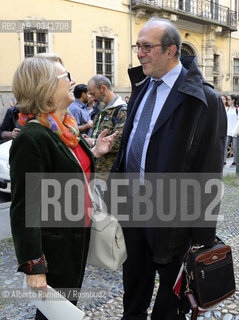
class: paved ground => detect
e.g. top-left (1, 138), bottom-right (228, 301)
top-left (0, 202), bottom-right (11, 241)
top-left (0, 160), bottom-right (238, 320)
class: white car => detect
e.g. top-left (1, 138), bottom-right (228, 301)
top-left (0, 140), bottom-right (11, 193)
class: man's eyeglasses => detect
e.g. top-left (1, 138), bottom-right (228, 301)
top-left (57, 72), bottom-right (71, 82)
top-left (131, 43), bottom-right (162, 53)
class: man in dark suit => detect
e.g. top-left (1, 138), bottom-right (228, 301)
top-left (111, 18), bottom-right (227, 320)
top-left (0, 105), bottom-right (20, 142)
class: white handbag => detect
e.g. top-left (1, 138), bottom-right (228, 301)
top-left (87, 187), bottom-right (127, 271)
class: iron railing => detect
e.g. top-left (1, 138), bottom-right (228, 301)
top-left (131, 0), bottom-right (237, 30)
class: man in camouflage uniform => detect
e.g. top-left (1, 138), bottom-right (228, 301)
top-left (87, 75), bottom-right (127, 180)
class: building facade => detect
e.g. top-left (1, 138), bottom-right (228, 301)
top-left (0, 0), bottom-right (238, 121)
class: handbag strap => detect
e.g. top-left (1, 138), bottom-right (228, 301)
top-left (186, 292), bottom-right (198, 320)
top-left (68, 147), bottom-right (102, 212)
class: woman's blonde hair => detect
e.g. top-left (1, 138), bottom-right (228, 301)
top-left (12, 54), bottom-right (63, 114)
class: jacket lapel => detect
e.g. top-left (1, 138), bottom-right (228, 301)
top-left (152, 67), bottom-right (188, 136)
top-left (55, 139), bottom-right (80, 167)
top-left (49, 129), bottom-right (94, 169)
top-left (123, 78), bottom-right (150, 140)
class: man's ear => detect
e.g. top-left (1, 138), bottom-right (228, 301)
top-left (100, 84), bottom-right (107, 93)
top-left (168, 45), bottom-right (177, 59)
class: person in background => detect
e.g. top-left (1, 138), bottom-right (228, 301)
top-left (221, 95), bottom-right (228, 109)
top-left (125, 96), bottom-right (130, 104)
top-left (86, 75), bottom-right (127, 181)
top-left (111, 17), bottom-right (226, 320)
top-left (10, 54), bottom-right (117, 320)
top-left (232, 96), bottom-right (239, 137)
top-left (86, 95), bottom-right (100, 136)
top-left (0, 104), bottom-right (20, 142)
top-left (87, 95), bottom-right (96, 118)
top-left (68, 84), bottom-right (93, 134)
top-left (224, 94), bottom-right (238, 166)
top-left (87, 95), bottom-right (100, 121)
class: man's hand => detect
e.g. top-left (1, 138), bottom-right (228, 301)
top-left (87, 120), bottom-right (93, 128)
top-left (79, 121), bottom-right (93, 132)
top-left (11, 128), bottom-right (21, 139)
top-left (92, 129), bottom-right (118, 158)
top-left (1, 128), bottom-right (20, 141)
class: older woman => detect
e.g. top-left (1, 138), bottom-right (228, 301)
top-left (10, 54), bottom-right (117, 320)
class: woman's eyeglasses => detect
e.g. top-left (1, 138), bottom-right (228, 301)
top-left (57, 72), bottom-right (71, 82)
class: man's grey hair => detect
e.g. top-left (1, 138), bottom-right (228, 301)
top-left (145, 17), bottom-right (182, 58)
top-left (90, 75), bottom-right (112, 90)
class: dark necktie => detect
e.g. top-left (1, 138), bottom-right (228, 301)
top-left (126, 79), bottom-right (163, 173)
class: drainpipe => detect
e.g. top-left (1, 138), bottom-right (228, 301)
top-left (226, 31), bottom-right (231, 81)
top-left (226, 10), bottom-right (232, 81)
top-left (129, 0), bottom-right (132, 68)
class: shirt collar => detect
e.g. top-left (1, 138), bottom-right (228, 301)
top-left (151, 61), bottom-right (182, 89)
top-left (75, 99), bottom-right (87, 109)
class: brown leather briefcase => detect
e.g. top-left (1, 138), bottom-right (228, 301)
top-left (178, 238), bottom-right (236, 320)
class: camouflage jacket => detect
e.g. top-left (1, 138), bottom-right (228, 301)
top-left (91, 95), bottom-right (127, 180)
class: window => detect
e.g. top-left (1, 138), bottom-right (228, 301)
top-left (213, 54), bottom-right (220, 90)
top-left (233, 58), bottom-right (239, 91)
top-left (213, 54), bottom-right (219, 73)
top-left (234, 58), bottom-right (239, 73)
top-left (238, 0), bottom-right (239, 20)
top-left (96, 37), bottom-right (114, 85)
top-left (24, 29), bottom-right (48, 57)
top-left (233, 78), bottom-right (239, 91)
top-left (213, 76), bottom-right (219, 90)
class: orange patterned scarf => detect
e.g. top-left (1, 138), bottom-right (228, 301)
top-left (18, 110), bottom-right (80, 148)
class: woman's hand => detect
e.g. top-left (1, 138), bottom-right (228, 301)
top-left (82, 134), bottom-right (94, 148)
top-left (92, 129), bottom-right (118, 158)
top-left (26, 274), bottom-right (47, 289)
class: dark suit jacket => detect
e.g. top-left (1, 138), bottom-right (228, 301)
top-left (111, 56), bottom-right (227, 263)
top-left (10, 122), bottom-right (94, 287)
top-left (0, 106), bottom-right (19, 141)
